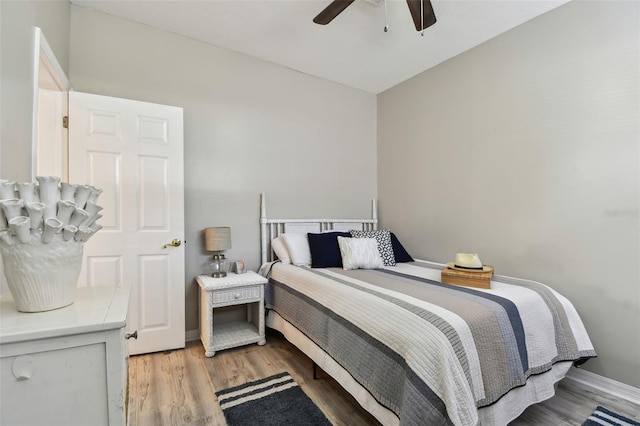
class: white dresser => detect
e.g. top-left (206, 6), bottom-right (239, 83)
top-left (0, 284), bottom-right (131, 426)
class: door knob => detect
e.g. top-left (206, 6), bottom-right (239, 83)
top-left (163, 239), bottom-right (181, 249)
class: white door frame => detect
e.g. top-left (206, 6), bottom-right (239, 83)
top-left (31, 27), bottom-right (71, 181)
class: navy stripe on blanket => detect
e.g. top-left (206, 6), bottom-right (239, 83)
top-left (380, 268), bottom-right (530, 373)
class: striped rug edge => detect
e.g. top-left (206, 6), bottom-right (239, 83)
top-left (215, 372), bottom-right (298, 410)
top-left (582, 406), bottom-right (640, 426)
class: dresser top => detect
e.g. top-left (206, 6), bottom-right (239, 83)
top-left (0, 284), bottom-right (130, 345)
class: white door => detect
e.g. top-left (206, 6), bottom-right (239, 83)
top-left (68, 91), bottom-right (185, 355)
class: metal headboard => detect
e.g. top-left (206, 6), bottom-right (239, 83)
top-left (259, 193), bottom-right (378, 265)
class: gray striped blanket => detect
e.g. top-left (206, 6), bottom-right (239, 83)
top-left (265, 261), bottom-right (596, 426)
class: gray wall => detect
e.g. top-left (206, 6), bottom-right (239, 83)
top-left (378, 0), bottom-right (639, 387)
top-left (68, 6), bottom-right (377, 334)
top-left (0, 0), bottom-right (70, 291)
top-left (0, 0), bottom-right (70, 180)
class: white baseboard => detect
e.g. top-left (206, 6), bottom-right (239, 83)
top-left (566, 366), bottom-right (640, 405)
top-left (185, 329), bottom-right (200, 342)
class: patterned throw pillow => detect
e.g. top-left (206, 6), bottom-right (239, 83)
top-left (349, 229), bottom-right (396, 266)
top-left (337, 237), bottom-right (384, 270)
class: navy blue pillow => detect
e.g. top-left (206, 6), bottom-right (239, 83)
top-left (308, 232), bottom-right (351, 268)
top-left (391, 233), bottom-right (414, 263)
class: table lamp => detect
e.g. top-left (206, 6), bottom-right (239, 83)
top-left (205, 227), bottom-right (231, 278)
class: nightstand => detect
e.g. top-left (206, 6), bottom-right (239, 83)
top-left (196, 271), bottom-right (268, 357)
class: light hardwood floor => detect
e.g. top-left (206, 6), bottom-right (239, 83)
top-left (128, 329), bottom-right (639, 425)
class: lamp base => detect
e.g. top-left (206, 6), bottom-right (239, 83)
top-left (209, 253), bottom-right (228, 278)
top-left (211, 272), bottom-right (227, 278)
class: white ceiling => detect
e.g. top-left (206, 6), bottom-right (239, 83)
top-left (70, 0), bottom-right (571, 94)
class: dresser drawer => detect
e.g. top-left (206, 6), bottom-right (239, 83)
top-left (211, 286), bottom-right (262, 305)
top-left (1, 343), bottom-right (109, 425)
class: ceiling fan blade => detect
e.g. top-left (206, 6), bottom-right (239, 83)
top-left (313, 0), bottom-right (356, 25)
top-left (406, 0), bottom-right (437, 31)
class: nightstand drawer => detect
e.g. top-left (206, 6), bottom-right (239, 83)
top-left (211, 286), bottom-right (261, 305)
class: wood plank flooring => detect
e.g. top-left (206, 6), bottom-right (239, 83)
top-left (128, 329), bottom-right (639, 425)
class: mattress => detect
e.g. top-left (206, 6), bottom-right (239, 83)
top-left (263, 260), bottom-right (596, 426)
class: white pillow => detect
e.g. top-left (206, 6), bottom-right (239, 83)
top-left (337, 236), bottom-right (384, 270)
top-left (282, 233), bottom-right (311, 267)
top-left (349, 229), bottom-right (396, 266)
top-left (271, 236), bottom-right (291, 264)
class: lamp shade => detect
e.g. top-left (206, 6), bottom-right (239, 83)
top-left (205, 227), bottom-right (231, 252)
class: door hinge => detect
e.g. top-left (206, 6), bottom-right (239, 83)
top-left (62, 116), bottom-right (69, 129)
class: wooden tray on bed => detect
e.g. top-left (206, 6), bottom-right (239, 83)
top-left (441, 266), bottom-right (493, 289)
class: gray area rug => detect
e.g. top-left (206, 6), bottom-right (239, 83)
top-left (582, 406), bottom-right (640, 426)
top-left (215, 371), bottom-right (332, 426)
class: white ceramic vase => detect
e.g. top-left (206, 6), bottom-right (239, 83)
top-left (36, 176), bottom-right (61, 220)
top-left (16, 182), bottom-right (37, 204)
top-left (25, 203), bottom-right (45, 229)
top-left (0, 176), bottom-right (103, 312)
top-left (0, 233), bottom-right (83, 312)
top-left (0, 180), bottom-right (16, 199)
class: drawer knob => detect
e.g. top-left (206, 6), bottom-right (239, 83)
top-left (12, 355), bottom-right (35, 381)
top-left (234, 293), bottom-right (240, 299)
top-left (125, 330), bottom-right (138, 340)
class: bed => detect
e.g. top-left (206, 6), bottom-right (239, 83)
top-left (258, 194), bottom-right (596, 426)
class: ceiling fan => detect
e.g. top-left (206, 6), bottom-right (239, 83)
top-left (313, 0), bottom-right (437, 32)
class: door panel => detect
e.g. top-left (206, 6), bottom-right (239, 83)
top-left (139, 156), bottom-right (168, 229)
top-left (139, 255), bottom-right (170, 328)
top-left (86, 255), bottom-right (123, 288)
top-left (69, 91), bottom-right (185, 355)
top-left (88, 151), bottom-right (121, 229)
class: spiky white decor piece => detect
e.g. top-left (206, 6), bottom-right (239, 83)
top-left (0, 176), bottom-right (103, 312)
